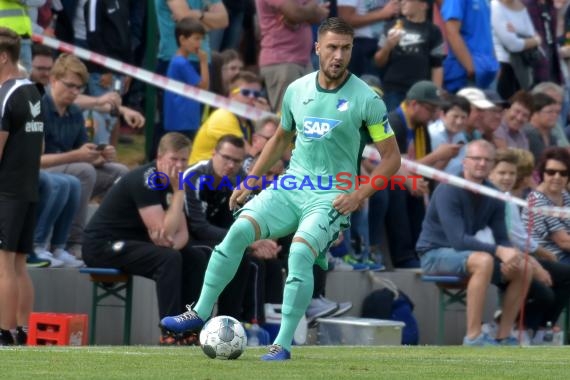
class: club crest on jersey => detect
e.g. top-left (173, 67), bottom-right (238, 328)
top-left (336, 99), bottom-right (349, 112)
top-left (303, 117), bottom-right (341, 139)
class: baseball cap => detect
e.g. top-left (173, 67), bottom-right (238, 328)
top-left (457, 87), bottom-right (495, 109)
top-left (483, 90), bottom-right (508, 107)
top-left (406, 80), bottom-right (446, 106)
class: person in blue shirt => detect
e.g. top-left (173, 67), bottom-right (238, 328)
top-left (441, 0), bottom-right (499, 92)
top-left (416, 139), bottom-right (531, 346)
top-left (163, 18), bottom-right (210, 141)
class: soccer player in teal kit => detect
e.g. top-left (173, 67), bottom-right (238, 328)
top-left (161, 17), bottom-right (401, 360)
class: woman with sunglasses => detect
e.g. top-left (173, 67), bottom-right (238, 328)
top-left (522, 147), bottom-right (570, 264)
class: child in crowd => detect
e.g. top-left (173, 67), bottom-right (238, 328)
top-left (163, 17), bottom-right (209, 141)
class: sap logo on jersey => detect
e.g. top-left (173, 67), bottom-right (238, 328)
top-left (303, 117), bottom-right (341, 139)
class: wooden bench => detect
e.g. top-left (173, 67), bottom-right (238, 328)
top-left (79, 268), bottom-right (133, 345)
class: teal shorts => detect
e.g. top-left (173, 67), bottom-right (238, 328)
top-left (237, 188), bottom-right (350, 270)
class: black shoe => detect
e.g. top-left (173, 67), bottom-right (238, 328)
top-left (26, 252), bottom-right (50, 268)
top-left (0, 330), bottom-right (14, 346)
top-left (15, 327), bottom-right (27, 345)
top-left (395, 258), bottom-right (421, 269)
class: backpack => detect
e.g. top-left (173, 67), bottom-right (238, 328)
top-left (361, 277), bottom-right (419, 345)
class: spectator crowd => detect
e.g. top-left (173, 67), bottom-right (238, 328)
top-left (3, 0), bottom-right (570, 347)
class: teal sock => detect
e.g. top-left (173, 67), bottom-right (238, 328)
top-left (194, 218), bottom-right (256, 319)
top-left (274, 242), bottom-right (314, 351)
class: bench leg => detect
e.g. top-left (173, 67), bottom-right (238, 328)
top-left (562, 303), bottom-right (570, 344)
top-left (438, 288), bottom-right (445, 345)
top-left (123, 277), bottom-right (133, 345)
top-left (90, 283), bottom-right (98, 345)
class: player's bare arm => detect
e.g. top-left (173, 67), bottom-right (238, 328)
top-left (333, 136), bottom-right (400, 215)
top-left (229, 127), bottom-right (296, 209)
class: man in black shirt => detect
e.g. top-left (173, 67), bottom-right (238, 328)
top-left (82, 132), bottom-right (208, 345)
top-left (0, 28), bottom-right (44, 346)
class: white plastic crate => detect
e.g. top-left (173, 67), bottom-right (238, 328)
top-left (316, 317), bottom-right (405, 345)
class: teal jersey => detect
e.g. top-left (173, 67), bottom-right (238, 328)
top-left (281, 72), bottom-right (394, 192)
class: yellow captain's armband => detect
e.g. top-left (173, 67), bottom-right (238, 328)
top-left (367, 117), bottom-right (394, 143)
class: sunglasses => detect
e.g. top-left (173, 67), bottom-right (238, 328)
top-left (544, 168), bottom-right (569, 177)
top-left (232, 87), bottom-right (262, 98)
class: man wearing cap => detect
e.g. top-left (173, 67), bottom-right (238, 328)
top-left (458, 87), bottom-right (506, 143)
top-left (385, 80), bottom-right (462, 268)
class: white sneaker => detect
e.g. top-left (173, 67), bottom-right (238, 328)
top-left (328, 256), bottom-right (354, 271)
top-left (67, 244), bottom-right (82, 259)
top-left (34, 248), bottom-right (65, 268)
top-left (53, 248), bottom-right (84, 268)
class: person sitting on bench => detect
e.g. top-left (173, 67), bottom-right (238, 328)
top-left (82, 132), bottom-right (208, 345)
top-left (416, 140), bottom-right (531, 346)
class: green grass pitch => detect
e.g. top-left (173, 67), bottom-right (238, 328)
top-left (2, 345), bottom-right (569, 379)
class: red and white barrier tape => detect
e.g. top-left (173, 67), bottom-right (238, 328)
top-left (33, 34), bottom-right (570, 218)
top-left (31, 34), bottom-right (273, 121)
top-left (402, 159), bottom-right (570, 218)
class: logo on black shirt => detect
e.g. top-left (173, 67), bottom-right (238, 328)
top-left (29, 101), bottom-right (40, 118)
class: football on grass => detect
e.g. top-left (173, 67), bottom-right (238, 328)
top-left (199, 316), bottom-right (247, 360)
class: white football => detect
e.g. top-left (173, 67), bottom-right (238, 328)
top-left (199, 315), bottom-right (247, 360)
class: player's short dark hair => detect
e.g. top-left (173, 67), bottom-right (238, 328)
top-left (318, 17), bottom-right (354, 39)
top-left (158, 132), bottom-right (192, 156)
top-left (0, 27), bottom-right (20, 64)
top-left (215, 135), bottom-right (245, 151)
top-left (175, 17), bottom-right (206, 47)
top-left (32, 43), bottom-right (53, 59)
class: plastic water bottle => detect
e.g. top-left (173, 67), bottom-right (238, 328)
top-left (543, 321), bottom-right (554, 344)
top-left (247, 323), bottom-right (261, 347)
top-left (552, 325), bottom-right (563, 346)
top-left (246, 320), bottom-right (271, 346)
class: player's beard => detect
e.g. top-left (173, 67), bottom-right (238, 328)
top-left (322, 62), bottom-right (347, 81)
